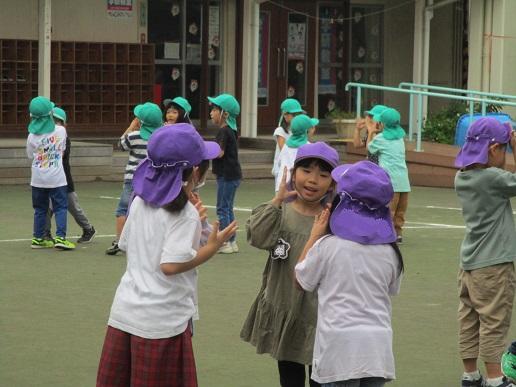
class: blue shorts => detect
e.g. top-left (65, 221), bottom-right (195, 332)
top-left (115, 182), bottom-right (133, 217)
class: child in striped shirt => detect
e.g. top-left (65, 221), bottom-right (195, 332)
top-left (106, 102), bottom-right (162, 255)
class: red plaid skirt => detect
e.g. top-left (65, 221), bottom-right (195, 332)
top-left (96, 326), bottom-right (197, 387)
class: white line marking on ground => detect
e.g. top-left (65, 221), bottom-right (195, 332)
top-left (405, 221), bottom-right (465, 229)
top-left (100, 196), bottom-right (120, 200)
top-left (426, 205), bottom-right (516, 215)
top-left (0, 234), bottom-right (116, 243)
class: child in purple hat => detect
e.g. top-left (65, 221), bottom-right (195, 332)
top-left (241, 142), bottom-right (339, 387)
top-left (97, 123), bottom-right (238, 387)
top-left (295, 160), bottom-right (404, 387)
top-left (454, 117), bottom-right (516, 387)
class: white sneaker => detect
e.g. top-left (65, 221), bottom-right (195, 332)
top-left (218, 242), bottom-right (234, 254)
top-left (231, 241), bottom-right (239, 253)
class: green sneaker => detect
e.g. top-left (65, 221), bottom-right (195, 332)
top-left (54, 236), bottom-right (76, 250)
top-left (31, 238), bottom-right (55, 249)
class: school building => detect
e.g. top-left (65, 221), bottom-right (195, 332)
top-left (1, 0), bottom-right (515, 139)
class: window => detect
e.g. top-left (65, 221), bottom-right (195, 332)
top-left (149, 0), bottom-right (222, 120)
top-left (349, 4), bottom-right (383, 110)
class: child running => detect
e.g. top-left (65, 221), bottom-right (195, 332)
top-left (454, 117), bottom-right (516, 387)
top-left (367, 107), bottom-right (410, 243)
top-left (272, 98), bottom-right (304, 188)
top-left (275, 114), bottom-right (316, 192)
top-left (44, 107), bottom-right (96, 243)
top-left (241, 142), bottom-right (339, 387)
top-left (26, 96), bottom-right (75, 250)
top-left (208, 93), bottom-right (242, 254)
top-left (295, 160), bottom-right (404, 387)
top-left (106, 102), bottom-right (162, 255)
top-left (96, 123), bottom-right (237, 387)
top-left (163, 96), bottom-right (192, 124)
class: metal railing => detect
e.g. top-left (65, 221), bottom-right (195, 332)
top-left (344, 82), bottom-right (516, 151)
top-left (399, 82), bottom-right (516, 139)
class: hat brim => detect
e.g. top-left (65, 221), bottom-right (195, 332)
top-left (331, 164), bottom-right (352, 190)
top-left (310, 118), bottom-right (319, 127)
top-left (132, 159), bottom-right (184, 207)
top-left (203, 141), bottom-right (221, 160)
top-left (329, 198), bottom-right (396, 245)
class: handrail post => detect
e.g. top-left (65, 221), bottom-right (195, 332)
top-left (469, 95), bottom-right (474, 121)
top-left (408, 86), bottom-right (414, 141)
top-left (356, 86), bottom-right (362, 118)
top-left (417, 93), bottom-right (423, 152)
top-left (481, 100), bottom-right (486, 115)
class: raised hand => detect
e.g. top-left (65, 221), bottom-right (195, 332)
top-left (207, 220), bottom-right (238, 249)
top-left (272, 166), bottom-right (298, 207)
top-left (309, 204), bottom-right (331, 241)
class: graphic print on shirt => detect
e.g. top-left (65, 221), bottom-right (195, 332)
top-left (34, 135), bottom-right (64, 169)
top-left (269, 238), bottom-right (291, 260)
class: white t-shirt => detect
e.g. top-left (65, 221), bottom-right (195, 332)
top-left (295, 236), bottom-right (402, 384)
top-left (275, 145), bottom-right (299, 192)
top-left (272, 126), bottom-right (291, 177)
top-left (108, 196), bottom-right (202, 339)
top-left (26, 125), bottom-right (68, 188)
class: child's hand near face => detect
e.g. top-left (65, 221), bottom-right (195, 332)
top-left (190, 192), bottom-right (208, 223)
top-left (272, 166), bottom-right (298, 207)
top-left (207, 220), bottom-right (238, 249)
top-left (309, 204), bottom-right (331, 241)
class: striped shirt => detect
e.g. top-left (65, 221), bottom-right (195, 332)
top-left (119, 131), bottom-right (148, 182)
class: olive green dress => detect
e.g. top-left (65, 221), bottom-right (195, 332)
top-left (240, 202), bottom-right (318, 364)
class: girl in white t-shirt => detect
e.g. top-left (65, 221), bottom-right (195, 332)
top-left (97, 123), bottom-right (237, 387)
top-left (272, 98), bottom-right (304, 188)
top-left (295, 161), bottom-right (404, 387)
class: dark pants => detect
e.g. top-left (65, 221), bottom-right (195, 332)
top-left (321, 378), bottom-right (386, 387)
top-left (278, 360), bottom-right (321, 387)
top-left (32, 186), bottom-right (68, 238)
top-left (215, 177), bottom-right (240, 242)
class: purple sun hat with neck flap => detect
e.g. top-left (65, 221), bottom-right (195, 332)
top-left (133, 123), bottom-right (221, 206)
top-left (330, 160), bottom-right (396, 245)
top-left (455, 117), bottom-right (512, 168)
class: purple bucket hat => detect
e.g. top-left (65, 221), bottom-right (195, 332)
top-left (294, 142), bottom-right (340, 168)
top-left (133, 123), bottom-right (221, 206)
top-left (455, 117), bottom-right (512, 168)
top-left (330, 160), bottom-right (396, 245)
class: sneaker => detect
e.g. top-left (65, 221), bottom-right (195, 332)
top-left (218, 242), bottom-right (234, 254)
top-left (106, 240), bottom-right (121, 255)
top-left (77, 226), bottom-right (96, 243)
top-left (231, 241), bottom-right (239, 253)
top-left (31, 238), bottom-right (54, 249)
top-left (461, 376), bottom-right (484, 387)
top-left (496, 377), bottom-right (516, 387)
top-left (54, 236), bottom-right (76, 250)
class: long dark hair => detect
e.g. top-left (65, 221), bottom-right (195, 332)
top-left (279, 111), bottom-right (302, 133)
top-left (162, 167), bottom-right (194, 213)
top-left (328, 195), bottom-right (404, 274)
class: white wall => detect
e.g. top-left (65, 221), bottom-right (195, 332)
top-left (0, 0), bottom-right (142, 43)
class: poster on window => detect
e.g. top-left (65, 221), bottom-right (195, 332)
top-left (258, 13), bottom-right (269, 100)
top-left (288, 23), bottom-right (306, 60)
top-left (209, 6), bottom-right (220, 48)
top-left (108, 0), bottom-right (133, 18)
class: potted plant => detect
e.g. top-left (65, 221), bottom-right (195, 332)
top-left (326, 108), bottom-right (357, 139)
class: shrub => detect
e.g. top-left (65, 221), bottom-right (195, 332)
top-left (422, 101), bottom-right (502, 144)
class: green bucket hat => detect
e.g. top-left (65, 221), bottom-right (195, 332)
top-left (365, 104), bottom-right (388, 118)
top-left (310, 117), bottom-right (319, 127)
top-left (208, 93), bottom-right (240, 131)
top-left (134, 102), bottom-right (163, 140)
top-left (28, 96), bottom-right (55, 135)
top-left (280, 98), bottom-right (304, 114)
top-left (373, 108), bottom-right (406, 140)
top-left (52, 107), bottom-right (67, 124)
top-left (171, 97), bottom-right (192, 115)
top-left (286, 114), bottom-right (311, 148)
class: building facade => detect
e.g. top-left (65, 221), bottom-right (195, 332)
top-left (0, 0), bottom-right (514, 138)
